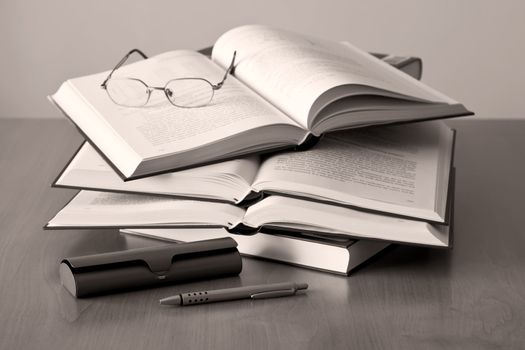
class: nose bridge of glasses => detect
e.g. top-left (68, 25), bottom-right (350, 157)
top-left (147, 86), bottom-right (169, 97)
top-left (143, 85), bottom-right (173, 99)
top-left (149, 86), bottom-right (165, 91)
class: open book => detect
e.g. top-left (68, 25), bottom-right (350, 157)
top-left (55, 121), bottom-right (454, 223)
top-left (45, 174), bottom-right (454, 247)
top-left (50, 25), bottom-right (471, 180)
top-left (120, 227), bottom-right (391, 275)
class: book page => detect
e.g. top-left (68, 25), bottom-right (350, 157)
top-left (252, 122), bottom-right (453, 220)
top-left (67, 50), bottom-right (300, 159)
top-left (212, 25), bottom-right (456, 130)
top-left (46, 191), bottom-right (246, 228)
top-left (56, 143), bottom-right (259, 203)
top-left (243, 196), bottom-right (449, 247)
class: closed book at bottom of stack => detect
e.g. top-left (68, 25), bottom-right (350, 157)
top-left (120, 227), bottom-right (391, 275)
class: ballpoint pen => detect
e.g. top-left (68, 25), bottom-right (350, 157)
top-left (159, 282), bottom-right (308, 306)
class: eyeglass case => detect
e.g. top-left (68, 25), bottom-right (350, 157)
top-left (59, 237), bottom-right (242, 298)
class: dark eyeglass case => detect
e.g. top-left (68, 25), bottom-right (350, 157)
top-left (59, 237), bottom-right (242, 298)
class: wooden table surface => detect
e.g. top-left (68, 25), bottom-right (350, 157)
top-left (1, 118), bottom-right (524, 350)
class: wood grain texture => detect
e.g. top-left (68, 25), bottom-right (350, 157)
top-left (0, 119), bottom-right (524, 350)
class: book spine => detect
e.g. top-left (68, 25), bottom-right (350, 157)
top-left (370, 53), bottom-right (423, 80)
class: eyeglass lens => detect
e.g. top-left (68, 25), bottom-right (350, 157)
top-left (105, 78), bottom-right (150, 107)
top-left (165, 78), bottom-right (214, 108)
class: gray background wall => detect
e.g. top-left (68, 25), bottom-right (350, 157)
top-left (1, 0), bottom-right (523, 119)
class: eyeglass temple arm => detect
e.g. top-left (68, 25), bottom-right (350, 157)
top-left (213, 51), bottom-right (237, 90)
top-left (101, 49), bottom-right (149, 88)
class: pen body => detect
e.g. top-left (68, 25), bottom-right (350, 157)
top-left (180, 289), bottom-right (239, 305)
top-left (179, 282), bottom-right (306, 305)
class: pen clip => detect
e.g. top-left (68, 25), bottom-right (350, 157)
top-left (250, 288), bottom-right (296, 299)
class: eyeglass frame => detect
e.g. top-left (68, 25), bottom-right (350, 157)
top-left (100, 48), bottom-right (237, 108)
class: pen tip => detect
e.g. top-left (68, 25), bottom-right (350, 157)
top-left (159, 295), bottom-right (181, 306)
top-left (296, 283), bottom-right (308, 290)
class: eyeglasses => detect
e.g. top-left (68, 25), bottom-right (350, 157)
top-left (100, 49), bottom-right (237, 108)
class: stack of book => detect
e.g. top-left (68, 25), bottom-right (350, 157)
top-left (46, 25), bottom-right (470, 275)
